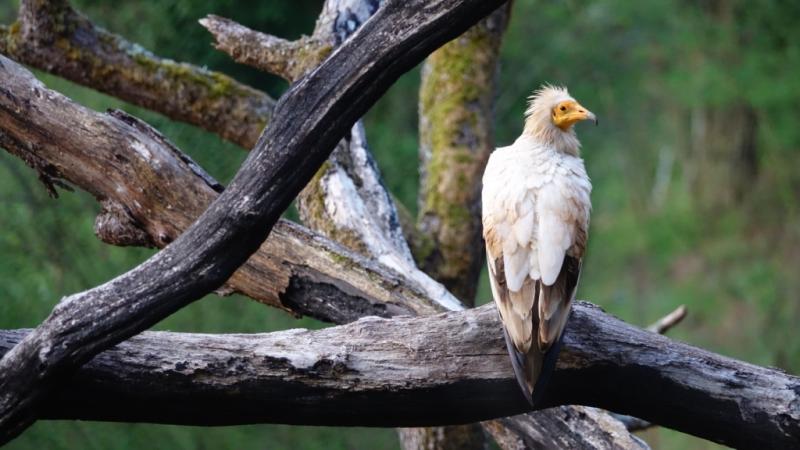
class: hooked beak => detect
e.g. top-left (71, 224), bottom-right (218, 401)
top-left (587, 110), bottom-right (598, 126)
top-left (573, 103), bottom-right (597, 126)
top-left (554, 102), bottom-right (598, 130)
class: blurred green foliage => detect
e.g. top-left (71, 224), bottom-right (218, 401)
top-left (1, 0), bottom-right (799, 449)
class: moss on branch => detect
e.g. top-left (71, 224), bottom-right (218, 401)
top-left (6, 2), bottom-right (273, 148)
top-left (416, 7), bottom-right (510, 303)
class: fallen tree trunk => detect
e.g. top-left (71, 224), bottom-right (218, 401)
top-left (0, 303), bottom-right (795, 449)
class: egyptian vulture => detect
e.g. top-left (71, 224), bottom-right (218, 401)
top-left (482, 85), bottom-right (595, 404)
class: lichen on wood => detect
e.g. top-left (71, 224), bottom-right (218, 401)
top-left (5, 0), bottom-right (273, 148)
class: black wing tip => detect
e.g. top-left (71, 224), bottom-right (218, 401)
top-left (530, 330), bottom-right (565, 407)
top-left (501, 327), bottom-right (535, 406)
top-left (501, 324), bottom-right (566, 408)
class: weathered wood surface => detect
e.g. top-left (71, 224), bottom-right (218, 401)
top-left (200, 14), bottom-right (331, 82)
top-left (0, 55), bottom-right (442, 323)
top-left (0, 0), bottom-right (509, 442)
top-left (483, 407), bottom-right (648, 450)
top-left (0, 303), bottom-right (796, 449)
top-left (1, 0), bottom-right (273, 147)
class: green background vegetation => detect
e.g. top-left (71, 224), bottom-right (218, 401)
top-left (1, 0), bottom-right (798, 448)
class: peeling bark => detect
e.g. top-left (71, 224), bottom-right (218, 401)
top-left (202, 1), bottom-right (463, 313)
top-left (2, 0), bottom-right (273, 148)
top-left (0, 303), bottom-right (796, 449)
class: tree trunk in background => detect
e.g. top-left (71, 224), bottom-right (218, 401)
top-left (683, 0), bottom-right (759, 210)
top-left (416, 4), bottom-right (510, 305)
top-left (686, 104), bottom-right (758, 209)
top-left (399, 5), bottom-right (511, 450)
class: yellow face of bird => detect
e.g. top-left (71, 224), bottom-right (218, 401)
top-left (551, 100), bottom-right (597, 131)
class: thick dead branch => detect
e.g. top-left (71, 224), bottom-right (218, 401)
top-left (416, 5), bottom-right (509, 304)
top-left (0, 303), bottom-right (796, 449)
top-left (1, 0), bottom-right (272, 147)
top-left (0, 55), bottom-right (444, 322)
top-left (6, 5), bottom-right (637, 447)
top-left (200, 15), bottom-right (331, 81)
top-left (0, 0), bottom-right (508, 442)
top-left (613, 305), bottom-right (690, 433)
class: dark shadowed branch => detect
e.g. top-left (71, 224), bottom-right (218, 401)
top-left (0, 303), bottom-right (796, 449)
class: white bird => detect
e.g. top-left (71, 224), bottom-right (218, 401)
top-left (482, 85), bottom-right (595, 404)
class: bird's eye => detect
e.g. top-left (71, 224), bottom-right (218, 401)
top-left (560, 106), bottom-right (567, 112)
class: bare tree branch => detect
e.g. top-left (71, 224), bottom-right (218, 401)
top-left (202, 4), bottom-right (463, 313)
top-left (647, 305), bottom-right (688, 334)
top-left (0, 56), bottom-right (444, 322)
top-left (0, 0), bottom-right (509, 442)
top-left (5, 3), bottom-right (643, 447)
top-left (200, 15), bottom-right (331, 82)
top-left (0, 302), bottom-right (796, 449)
top-left (1, 0), bottom-right (273, 147)
top-left (611, 305), bottom-right (691, 432)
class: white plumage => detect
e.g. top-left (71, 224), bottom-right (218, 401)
top-left (482, 85), bottom-right (593, 403)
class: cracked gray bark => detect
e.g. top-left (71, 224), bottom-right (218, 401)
top-left (2, 1), bottom-right (794, 449)
top-left (6, 0), bottom-right (644, 447)
top-left (0, 302), bottom-right (796, 449)
top-left (0, 51), bottom-right (642, 449)
top-left (0, 0), bottom-right (509, 442)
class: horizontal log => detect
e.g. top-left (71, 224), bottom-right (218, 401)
top-left (0, 303), bottom-right (796, 449)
